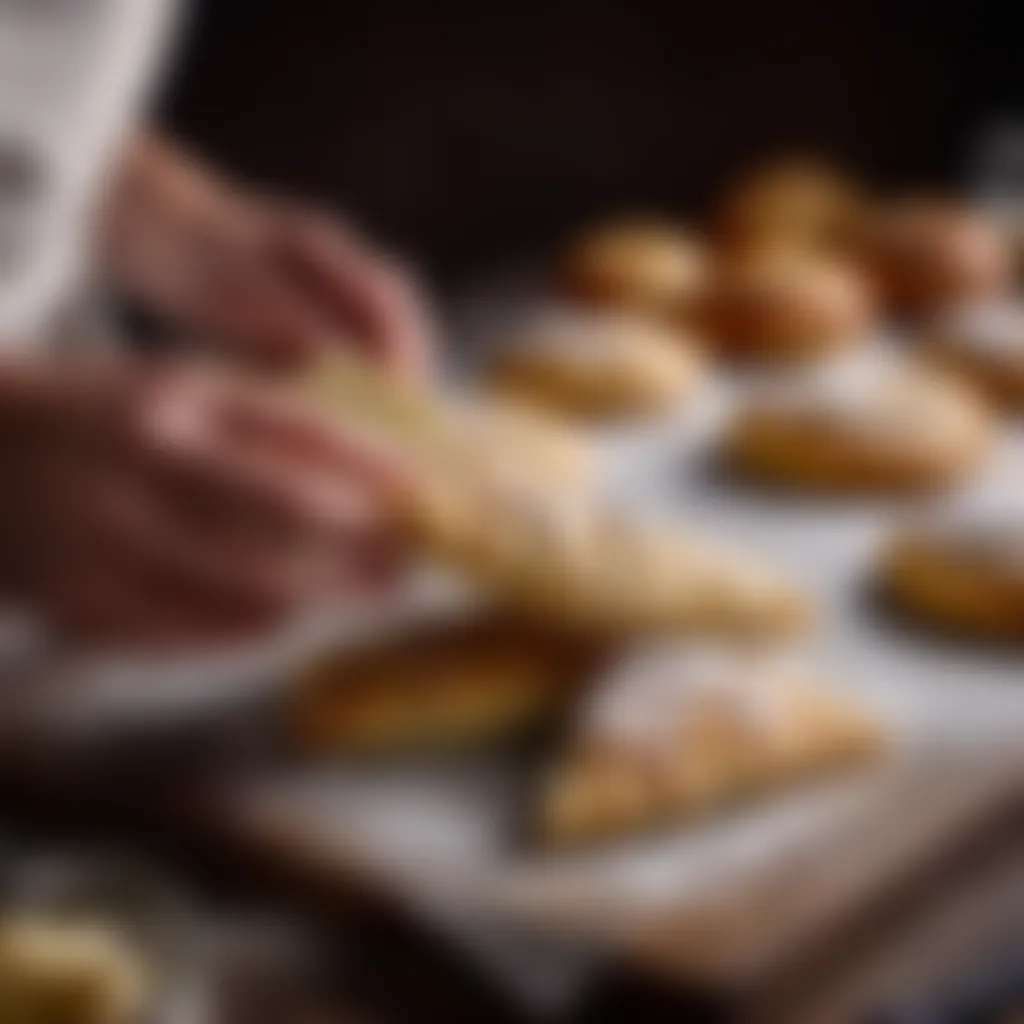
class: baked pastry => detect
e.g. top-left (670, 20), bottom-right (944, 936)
top-left (446, 397), bottom-right (592, 485)
top-left (867, 199), bottom-right (1013, 319)
top-left (881, 514), bottom-right (1024, 638)
top-left (402, 473), bottom-right (809, 637)
top-left (305, 356), bottom-right (806, 636)
top-left (292, 616), bottom-right (601, 755)
top-left (305, 356), bottom-right (590, 489)
top-left (714, 157), bottom-right (866, 255)
top-left (699, 249), bottom-right (873, 362)
top-left (489, 313), bottom-right (703, 420)
top-left (538, 645), bottom-right (882, 845)
top-left (921, 301), bottom-right (1024, 411)
top-left (0, 917), bottom-right (150, 1024)
top-left (726, 364), bottom-right (993, 493)
top-left (558, 219), bottom-right (708, 319)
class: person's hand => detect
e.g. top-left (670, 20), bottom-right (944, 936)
top-left (0, 359), bottom-right (403, 648)
top-left (99, 132), bottom-right (431, 375)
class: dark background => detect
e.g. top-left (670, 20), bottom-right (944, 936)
top-left (161, 0), bottom-right (1022, 282)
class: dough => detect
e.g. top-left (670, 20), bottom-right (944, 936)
top-left (292, 616), bottom-right (601, 754)
top-left (537, 645), bottom-right (882, 845)
top-left (881, 514), bottom-right (1024, 638)
top-left (922, 301), bottom-right (1024, 411)
top-left (867, 199), bottom-right (1013, 318)
top-left (699, 250), bottom-right (873, 362)
top-left (558, 219), bottom-right (707, 319)
top-left (489, 313), bottom-right (703, 420)
top-left (725, 364), bottom-right (993, 492)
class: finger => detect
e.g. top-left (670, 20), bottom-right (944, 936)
top-left (274, 211), bottom-right (433, 378)
top-left (50, 568), bottom-right (282, 649)
top-left (192, 250), bottom-right (332, 367)
top-left (74, 477), bottom-right (339, 620)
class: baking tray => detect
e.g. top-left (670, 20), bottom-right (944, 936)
top-left (196, 290), bottom-right (1024, 995)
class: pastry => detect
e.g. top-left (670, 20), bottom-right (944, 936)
top-left (921, 301), bottom-right (1024, 411)
top-left (402, 473), bottom-right (809, 637)
top-left (881, 514), bottom-right (1024, 638)
top-left (698, 249), bottom-right (873, 362)
top-left (305, 356), bottom-right (590, 489)
top-left (537, 645), bottom-right (882, 845)
top-left (558, 219), bottom-right (707, 319)
top-left (305, 356), bottom-right (807, 636)
top-left (0, 917), bottom-right (150, 1024)
top-left (714, 157), bottom-right (866, 255)
top-left (292, 616), bottom-right (601, 755)
top-left (489, 313), bottom-right (703, 420)
top-left (446, 397), bottom-right (592, 485)
top-left (867, 199), bottom-right (1013, 318)
top-left (726, 364), bottom-right (993, 493)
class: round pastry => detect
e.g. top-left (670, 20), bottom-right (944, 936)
top-left (489, 313), bottom-right (703, 420)
top-left (881, 514), bottom-right (1024, 637)
top-left (921, 301), bottom-right (1024, 411)
top-left (714, 157), bottom-right (866, 255)
top-left (867, 199), bottom-right (1013, 318)
top-left (558, 219), bottom-right (708, 319)
top-left (726, 365), bottom-right (993, 492)
top-left (699, 250), bottom-right (873, 362)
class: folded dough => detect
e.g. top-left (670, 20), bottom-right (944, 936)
top-left (537, 645), bottom-right (882, 845)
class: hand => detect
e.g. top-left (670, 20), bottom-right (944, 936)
top-left (0, 359), bottom-right (404, 648)
top-left (100, 132), bottom-right (432, 375)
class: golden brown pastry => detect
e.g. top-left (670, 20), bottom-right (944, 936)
top-left (538, 646), bottom-right (882, 845)
top-left (292, 616), bottom-right (601, 755)
top-left (714, 157), bottom-right (866, 255)
top-left (867, 199), bottom-right (1013, 319)
top-left (0, 917), bottom-right (150, 1024)
top-left (489, 313), bottom-right (703, 420)
top-left (881, 515), bottom-right (1024, 638)
top-left (402, 473), bottom-right (809, 637)
top-left (558, 219), bottom-right (708, 319)
top-left (921, 301), bottom-right (1024, 411)
top-left (726, 364), bottom-right (993, 493)
top-left (698, 249), bottom-right (873, 362)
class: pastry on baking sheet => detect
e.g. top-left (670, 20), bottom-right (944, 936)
top-left (725, 363), bottom-right (993, 493)
top-left (867, 198), bottom-right (1013, 319)
top-left (0, 917), bottom-right (150, 1024)
top-left (401, 473), bottom-right (809, 637)
top-left (291, 616), bottom-right (602, 755)
top-left (881, 515), bottom-right (1024, 638)
top-left (489, 312), bottom-right (703, 420)
top-left (921, 301), bottom-right (1024, 412)
top-left (713, 157), bottom-right (867, 255)
top-left (558, 219), bottom-right (708, 320)
top-left (305, 355), bottom-right (590, 488)
top-left (537, 645), bottom-right (883, 846)
top-left (698, 249), bottom-right (873, 363)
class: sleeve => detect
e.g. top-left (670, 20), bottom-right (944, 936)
top-left (0, 0), bottom-right (182, 345)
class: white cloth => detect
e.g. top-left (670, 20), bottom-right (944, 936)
top-left (0, 0), bottom-right (180, 344)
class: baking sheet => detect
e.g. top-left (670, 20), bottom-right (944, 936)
top-left (211, 298), bottom-right (1024, 994)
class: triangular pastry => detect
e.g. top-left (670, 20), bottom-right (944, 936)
top-left (537, 646), bottom-right (882, 845)
top-left (305, 357), bottom-right (808, 637)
